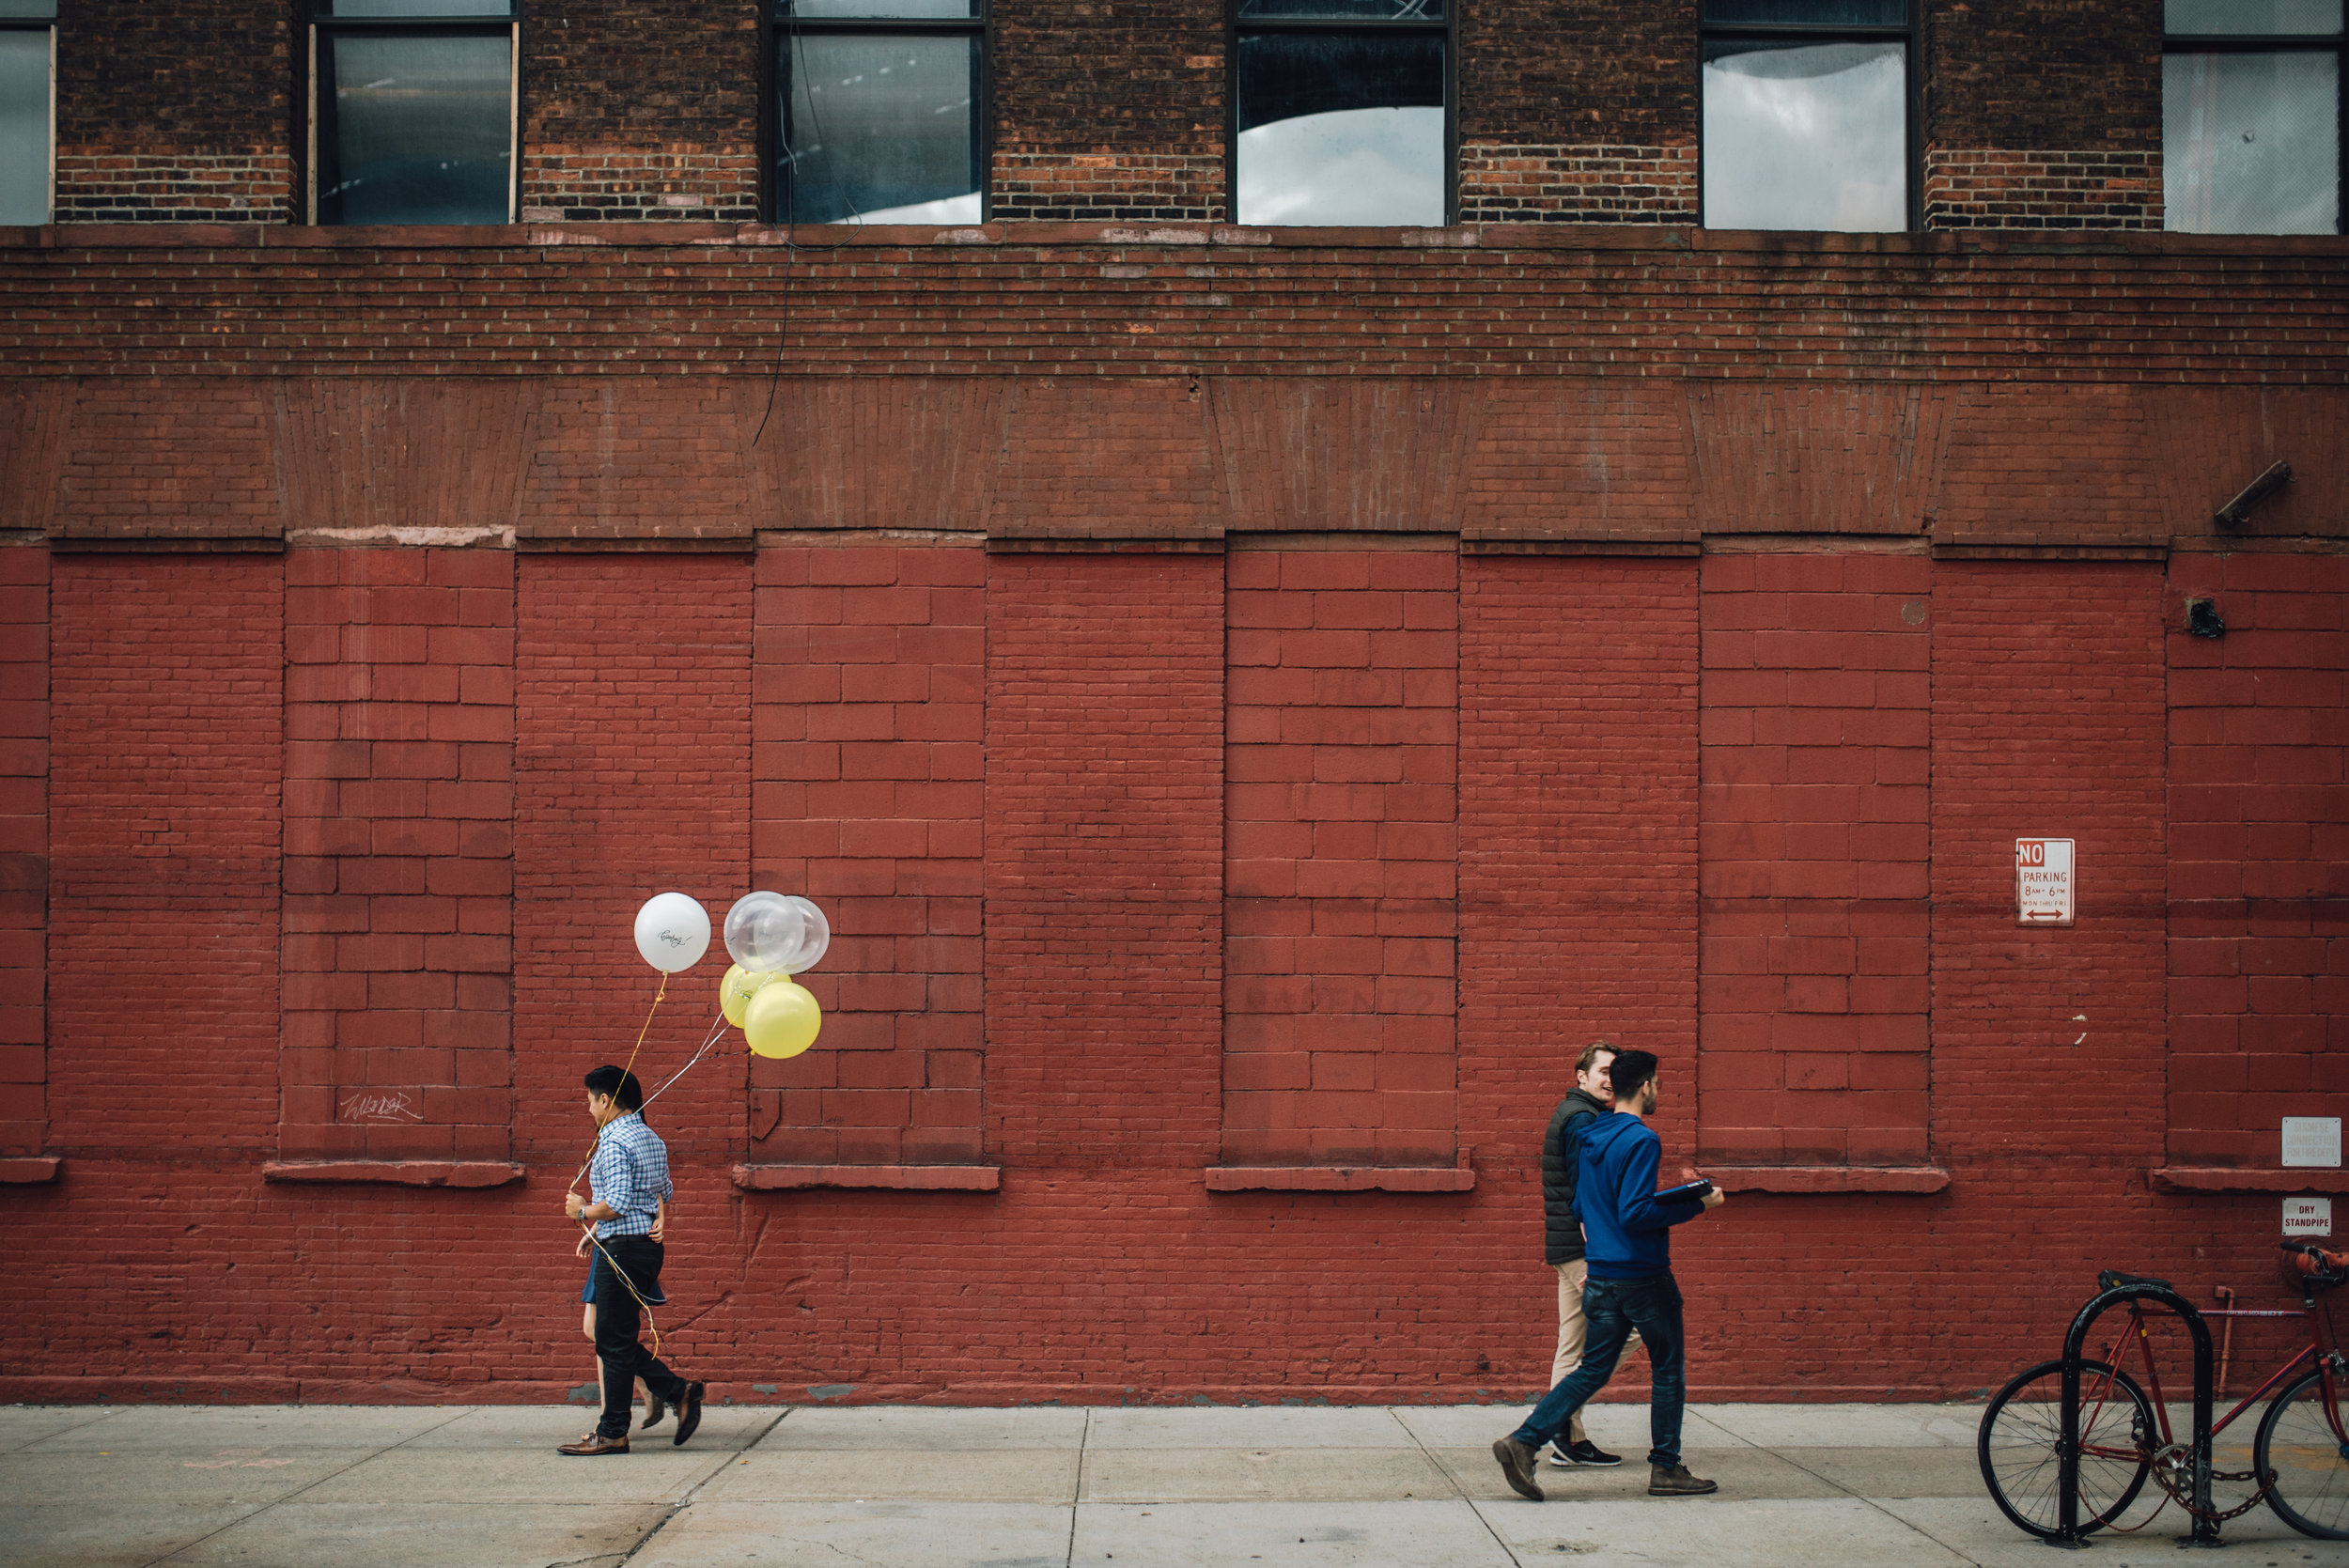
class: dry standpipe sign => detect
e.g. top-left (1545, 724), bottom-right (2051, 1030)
top-left (2016, 838), bottom-right (2074, 926)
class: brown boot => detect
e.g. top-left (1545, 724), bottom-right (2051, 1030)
top-left (1491, 1436), bottom-right (1546, 1501)
top-left (1648, 1462), bottom-right (1717, 1496)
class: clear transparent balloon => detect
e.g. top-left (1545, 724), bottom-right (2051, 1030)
top-left (723, 891), bottom-right (806, 974)
top-left (778, 894), bottom-right (831, 973)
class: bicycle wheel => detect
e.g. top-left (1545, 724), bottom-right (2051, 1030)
top-left (2255, 1366), bottom-right (2349, 1540)
top-left (1979, 1358), bottom-right (2155, 1540)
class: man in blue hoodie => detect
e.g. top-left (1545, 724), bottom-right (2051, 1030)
top-left (1492, 1048), bottom-right (1724, 1502)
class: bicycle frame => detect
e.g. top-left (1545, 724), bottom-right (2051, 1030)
top-left (2079, 1295), bottom-right (2349, 1456)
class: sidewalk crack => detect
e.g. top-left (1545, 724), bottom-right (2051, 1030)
top-left (613, 1406), bottom-right (795, 1567)
top-left (140, 1405), bottom-right (473, 1568)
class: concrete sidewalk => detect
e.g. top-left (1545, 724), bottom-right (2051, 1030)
top-left (2, 1401), bottom-right (2340, 1568)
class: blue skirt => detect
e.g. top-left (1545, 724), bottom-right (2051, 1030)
top-left (582, 1243), bottom-right (668, 1308)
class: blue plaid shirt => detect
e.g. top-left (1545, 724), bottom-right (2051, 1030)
top-left (587, 1112), bottom-right (672, 1240)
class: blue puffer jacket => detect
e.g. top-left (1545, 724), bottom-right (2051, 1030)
top-left (1572, 1113), bottom-right (1705, 1280)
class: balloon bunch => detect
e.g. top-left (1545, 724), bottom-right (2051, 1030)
top-left (629, 888), bottom-right (831, 1059)
top-left (718, 892), bottom-right (829, 1059)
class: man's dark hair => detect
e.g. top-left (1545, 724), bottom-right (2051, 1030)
top-left (583, 1064), bottom-right (645, 1111)
top-left (1606, 1049), bottom-right (1659, 1102)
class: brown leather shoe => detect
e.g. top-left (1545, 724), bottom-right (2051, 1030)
top-left (640, 1390), bottom-right (667, 1431)
top-left (1491, 1436), bottom-right (1546, 1501)
top-left (558, 1433), bottom-right (630, 1455)
top-left (1648, 1462), bottom-right (1717, 1496)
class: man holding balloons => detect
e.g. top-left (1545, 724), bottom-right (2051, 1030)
top-left (557, 888), bottom-right (832, 1452)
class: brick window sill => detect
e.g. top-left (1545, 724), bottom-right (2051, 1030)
top-left (261, 1160), bottom-right (525, 1188)
top-left (1203, 1166), bottom-right (1477, 1194)
top-left (2150, 1167), bottom-right (2349, 1194)
top-left (0, 1157), bottom-right (59, 1184)
top-left (1711, 1166), bottom-right (1951, 1194)
top-left (731, 1163), bottom-right (1001, 1192)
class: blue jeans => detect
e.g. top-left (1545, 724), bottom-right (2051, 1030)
top-left (1512, 1270), bottom-right (1687, 1467)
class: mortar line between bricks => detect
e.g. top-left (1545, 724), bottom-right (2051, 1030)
top-left (139, 1405), bottom-right (474, 1568)
top-left (614, 1406), bottom-right (795, 1567)
top-left (1761, 1447), bottom-right (1986, 1568)
top-left (1385, 1405), bottom-right (1525, 1568)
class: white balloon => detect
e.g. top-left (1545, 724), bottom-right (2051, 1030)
top-left (724, 891), bottom-right (806, 974)
top-left (633, 893), bottom-right (711, 973)
top-left (777, 895), bottom-right (831, 974)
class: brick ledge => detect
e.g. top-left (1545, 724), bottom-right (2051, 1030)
top-left (2150, 1167), bottom-right (2349, 1194)
top-left (1203, 1166), bottom-right (1476, 1193)
top-left (262, 1160), bottom-right (525, 1188)
top-left (732, 1163), bottom-right (1001, 1191)
top-left (1712, 1166), bottom-right (1951, 1194)
top-left (0, 1157), bottom-right (59, 1183)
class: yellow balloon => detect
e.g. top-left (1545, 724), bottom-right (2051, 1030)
top-left (720, 963), bottom-right (774, 1029)
top-left (743, 978), bottom-right (821, 1060)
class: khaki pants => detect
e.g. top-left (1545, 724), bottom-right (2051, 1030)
top-left (1552, 1259), bottom-right (1644, 1447)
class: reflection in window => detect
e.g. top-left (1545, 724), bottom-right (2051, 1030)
top-left (0, 0), bottom-right (51, 226)
top-left (773, 0), bottom-right (984, 225)
top-left (1703, 41), bottom-right (1906, 230)
top-left (1701, 0), bottom-right (1909, 232)
top-left (1234, 0), bottom-right (1447, 227)
top-left (2163, 3), bottom-right (2343, 234)
top-left (312, 0), bottom-right (514, 225)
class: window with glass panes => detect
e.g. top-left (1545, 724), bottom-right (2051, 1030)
top-left (1701, 0), bottom-right (1915, 233)
top-left (1233, 0), bottom-right (1448, 228)
top-left (770, 0), bottom-right (986, 225)
top-left (2165, 0), bottom-right (2343, 234)
top-left (0, 0), bottom-right (52, 226)
top-left (309, 0), bottom-right (516, 225)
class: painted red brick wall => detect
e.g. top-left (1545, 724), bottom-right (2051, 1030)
top-left (282, 549), bottom-right (515, 1162)
top-left (752, 542), bottom-right (985, 1166)
top-left (0, 550), bottom-right (45, 1157)
top-left (1224, 547), bottom-right (1459, 1168)
top-left (1699, 551), bottom-right (1932, 1167)
top-left (12, 540), bottom-right (2349, 1405)
top-left (2168, 553), bottom-right (2349, 1165)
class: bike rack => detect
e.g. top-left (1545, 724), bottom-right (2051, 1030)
top-left (2051, 1281), bottom-right (2218, 1549)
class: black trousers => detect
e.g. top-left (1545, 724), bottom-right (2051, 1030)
top-left (591, 1235), bottom-right (689, 1439)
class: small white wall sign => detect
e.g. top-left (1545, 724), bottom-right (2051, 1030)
top-left (2016, 838), bottom-right (2075, 926)
top-left (2282, 1117), bottom-right (2343, 1168)
top-left (2284, 1197), bottom-right (2333, 1238)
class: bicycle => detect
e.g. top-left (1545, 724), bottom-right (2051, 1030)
top-left (1978, 1242), bottom-right (2349, 1543)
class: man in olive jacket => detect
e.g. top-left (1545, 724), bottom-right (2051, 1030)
top-left (1538, 1040), bottom-right (1640, 1467)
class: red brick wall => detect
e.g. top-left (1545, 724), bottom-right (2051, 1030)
top-left (1457, 554), bottom-right (1702, 1175)
top-left (11, 540), bottom-right (2349, 1405)
top-left (282, 549), bottom-right (515, 1163)
top-left (752, 542), bottom-right (986, 1166)
top-left (1699, 551), bottom-right (1933, 1167)
top-left (2168, 553), bottom-right (2349, 1165)
top-left (1224, 547), bottom-right (1459, 1168)
top-left (0, 550), bottom-right (46, 1157)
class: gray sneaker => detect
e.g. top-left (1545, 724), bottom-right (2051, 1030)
top-left (1492, 1436), bottom-right (1546, 1501)
top-left (1648, 1463), bottom-right (1718, 1497)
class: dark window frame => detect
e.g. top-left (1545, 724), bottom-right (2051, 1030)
top-left (1697, 4), bottom-right (1922, 234)
top-left (303, 0), bottom-right (521, 227)
top-left (0, 1), bottom-right (54, 227)
top-left (765, 0), bottom-right (991, 226)
top-left (1226, 1), bottom-right (1456, 228)
top-left (2161, 14), bottom-right (2347, 236)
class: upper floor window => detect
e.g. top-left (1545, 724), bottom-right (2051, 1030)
top-left (0, 0), bottom-right (53, 226)
top-left (771, 0), bottom-right (985, 225)
top-left (309, 0), bottom-right (516, 225)
top-left (2164, 0), bottom-right (2342, 233)
top-left (1233, 0), bottom-right (1447, 227)
top-left (1701, 0), bottom-right (1913, 232)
